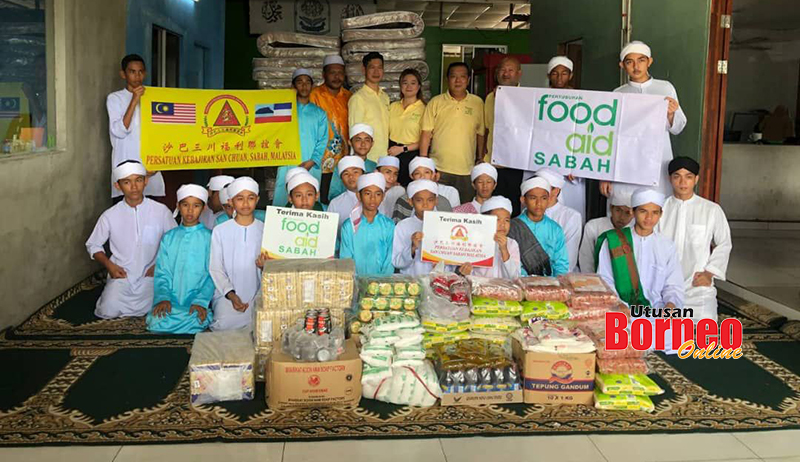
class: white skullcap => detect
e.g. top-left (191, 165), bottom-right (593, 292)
top-left (377, 156), bottom-right (400, 169)
top-left (219, 184), bottom-right (232, 205)
top-left (174, 184), bottom-right (209, 218)
top-left (471, 163), bottom-right (498, 182)
top-left (535, 167), bottom-right (566, 189)
top-left (338, 156), bottom-right (366, 175)
top-left (292, 68), bottom-right (313, 82)
top-left (285, 167), bottom-right (309, 188)
top-left (227, 176), bottom-right (259, 199)
top-left (609, 188), bottom-right (633, 207)
top-left (323, 55), bottom-right (345, 67)
top-left (113, 161), bottom-right (147, 182)
top-left (620, 41), bottom-right (652, 61)
top-left (631, 188), bottom-right (665, 208)
top-left (207, 175), bottom-right (235, 191)
top-left (350, 123), bottom-right (374, 139)
top-left (547, 56), bottom-right (574, 74)
top-left (521, 177), bottom-right (551, 196)
top-left (357, 172), bottom-right (386, 192)
top-left (407, 179), bottom-right (438, 198)
top-left (481, 196), bottom-right (512, 214)
top-left (288, 172), bottom-right (319, 193)
top-left (409, 156), bottom-right (437, 175)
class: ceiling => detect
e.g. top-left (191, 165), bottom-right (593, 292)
top-left (375, 1), bottom-right (530, 30)
top-left (733, 0), bottom-right (800, 30)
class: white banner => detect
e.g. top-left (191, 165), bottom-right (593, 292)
top-left (492, 87), bottom-right (668, 186)
top-left (421, 212), bottom-right (497, 268)
top-left (249, 0), bottom-right (376, 35)
top-left (262, 206), bottom-right (339, 259)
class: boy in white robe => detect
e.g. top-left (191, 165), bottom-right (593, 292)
top-left (658, 157), bottom-right (732, 323)
top-left (578, 189), bottom-right (633, 272)
top-left (459, 196), bottom-right (521, 279)
top-left (392, 179), bottom-right (439, 276)
top-left (200, 175), bottom-right (234, 230)
top-left (377, 156), bottom-right (406, 218)
top-left (392, 157), bottom-right (459, 222)
top-left (328, 156), bottom-right (365, 228)
top-left (209, 177), bottom-right (266, 331)
top-left (288, 172), bottom-right (323, 211)
top-left (86, 161), bottom-right (176, 318)
top-left (536, 168), bottom-right (582, 273)
top-left (453, 163), bottom-right (497, 214)
top-left (597, 188), bottom-right (684, 352)
top-left (600, 41), bottom-right (687, 199)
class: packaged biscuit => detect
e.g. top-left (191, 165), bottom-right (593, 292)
top-left (631, 374), bottom-right (664, 396)
top-left (423, 331), bottom-right (470, 349)
top-left (516, 276), bottom-right (571, 302)
top-left (595, 373), bottom-right (642, 395)
top-left (597, 357), bottom-right (650, 375)
top-left (594, 390), bottom-right (655, 412)
top-left (471, 297), bottom-right (523, 317)
top-left (468, 276), bottom-right (524, 301)
top-left (520, 300), bottom-right (569, 321)
top-left (189, 330), bottom-right (255, 406)
top-left (469, 316), bottom-right (521, 335)
top-left (421, 317), bottom-right (471, 334)
top-left (261, 259), bottom-right (355, 310)
top-left (560, 273), bottom-right (619, 310)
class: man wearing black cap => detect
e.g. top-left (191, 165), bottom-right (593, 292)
top-left (657, 156), bottom-right (732, 325)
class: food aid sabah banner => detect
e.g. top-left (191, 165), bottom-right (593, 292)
top-left (421, 211), bottom-right (496, 267)
top-left (140, 87), bottom-right (301, 170)
top-left (262, 206), bottom-right (338, 259)
top-left (492, 86), bottom-right (668, 186)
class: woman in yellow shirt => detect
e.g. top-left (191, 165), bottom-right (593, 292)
top-left (388, 69), bottom-right (426, 186)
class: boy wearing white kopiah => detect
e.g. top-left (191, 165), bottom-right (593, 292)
top-left (209, 177), bottom-right (266, 331)
top-left (147, 184), bottom-right (215, 334)
top-left (458, 197), bottom-right (521, 279)
top-left (328, 156), bottom-right (365, 228)
top-left (658, 157), bottom-right (732, 324)
top-left (339, 172), bottom-right (395, 276)
top-left (288, 172), bottom-right (325, 211)
top-left (600, 41), bottom-right (687, 199)
top-left (453, 163), bottom-right (497, 214)
top-left (392, 156), bottom-right (457, 223)
top-left (596, 188), bottom-right (684, 352)
top-left (376, 155), bottom-right (405, 218)
top-left (392, 179), bottom-right (439, 276)
top-left (578, 188), bottom-right (634, 272)
top-left (535, 168), bottom-right (582, 273)
top-left (86, 161), bottom-right (177, 319)
top-left (201, 175), bottom-right (235, 230)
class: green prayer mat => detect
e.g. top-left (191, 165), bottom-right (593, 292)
top-left (1, 275), bottom-right (799, 446)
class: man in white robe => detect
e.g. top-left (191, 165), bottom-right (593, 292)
top-left (328, 156), bottom-right (364, 228)
top-left (600, 41), bottom-right (687, 200)
top-left (86, 161), bottom-right (176, 318)
top-left (658, 157), bottom-right (732, 323)
top-left (578, 188), bottom-right (634, 273)
top-left (536, 168), bottom-right (582, 273)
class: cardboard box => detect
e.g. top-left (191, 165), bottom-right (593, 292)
top-left (512, 339), bottom-right (596, 405)
top-left (267, 338), bottom-right (362, 410)
top-left (440, 389), bottom-right (523, 406)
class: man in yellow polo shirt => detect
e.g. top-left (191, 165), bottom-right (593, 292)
top-left (484, 56), bottom-right (524, 216)
top-left (419, 62), bottom-right (485, 203)
top-left (348, 52), bottom-right (390, 163)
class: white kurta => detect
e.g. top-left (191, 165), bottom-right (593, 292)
top-left (657, 194), bottom-right (732, 321)
top-left (438, 184), bottom-right (461, 209)
top-left (471, 239), bottom-right (522, 279)
top-left (613, 78), bottom-right (687, 197)
top-left (199, 207), bottom-right (216, 230)
top-left (560, 177), bottom-right (586, 226)
top-left (545, 202), bottom-right (582, 273)
top-left (380, 185), bottom-right (406, 218)
top-left (579, 217), bottom-right (614, 273)
top-left (328, 190), bottom-right (359, 228)
top-left (597, 229), bottom-right (685, 351)
top-left (392, 215), bottom-right (433, 276)
top-left (106, 88), bottom-right (165, 197)
top-left (86, 198), bottom-right (176, 318)
top-left (209, 219), bottom-right (265, 331)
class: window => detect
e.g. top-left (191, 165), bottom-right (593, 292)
top-left (152, 26), bottom-right (181, 88)
top-left (0, 0), bottom-right (52, 154)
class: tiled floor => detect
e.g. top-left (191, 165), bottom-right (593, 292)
top-left (3, 431), bottom-right (800, 461)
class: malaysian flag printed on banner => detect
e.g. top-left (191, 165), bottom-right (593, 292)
top-left (151, 102), bottom-right (196, 124)
top-left (255, 103), bottom-right (292, 123)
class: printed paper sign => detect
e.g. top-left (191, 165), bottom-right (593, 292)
top-left (140, 87), bottom-right (301, 170)
top-left (421, 212), bottom-right (497, 267)
top-left (491, 87), bottom-right (668, 186)
top-left (262, 206), bottom-right (339, 259)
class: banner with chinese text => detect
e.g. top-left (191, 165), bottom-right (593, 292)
top-left (421, 212), bottom-right (496, 267)
top-left (140, 87), bottom-right (301, 170)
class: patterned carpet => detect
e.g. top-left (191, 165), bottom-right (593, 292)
top-left (1, 274), bottom-right (800, 446)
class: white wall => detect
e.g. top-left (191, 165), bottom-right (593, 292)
top-left (726, 47), bottom-right (799, 126)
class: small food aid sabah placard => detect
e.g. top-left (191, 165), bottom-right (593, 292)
top-left (262, 206), bottom-right (338, 259)
top-left (140, 87), bottom-right (301, 170)
top-left (421, 211), bottom-right (497, 267)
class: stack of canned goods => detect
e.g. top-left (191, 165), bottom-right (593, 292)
top-left (283, 309), bottom-right (344, 362)
top-left (304, 309), bottom-right (332, 335)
